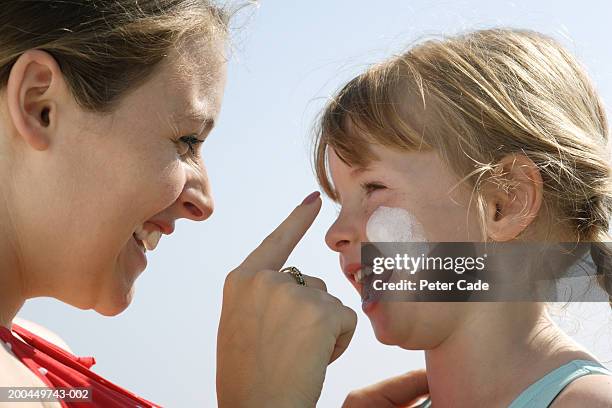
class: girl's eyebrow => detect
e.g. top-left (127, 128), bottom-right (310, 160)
top-left (350, 166), bottom-right (371, 177)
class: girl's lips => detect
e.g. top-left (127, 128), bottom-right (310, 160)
top-left (343, 263), bottom-right (364, 296)
top-left (342, 264), bottom-right (379, 313)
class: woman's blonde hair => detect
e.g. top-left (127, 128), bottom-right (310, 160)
top-left (313, 28), bottom-right (612, 298)
top-left (0, 0), bottom-right (229, 112)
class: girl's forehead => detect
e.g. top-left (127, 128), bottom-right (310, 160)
top-left (343, 145), bottom-right (440, 175)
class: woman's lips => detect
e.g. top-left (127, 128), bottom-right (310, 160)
top-left (129, 233), bottom-right (148, 272)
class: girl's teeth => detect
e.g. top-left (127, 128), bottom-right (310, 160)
top-left (356, 269), bottom-right (364, 283)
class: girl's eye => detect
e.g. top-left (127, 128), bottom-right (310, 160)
top-left (362, 182), bottom-right (387, 195)
top-left (177, 135), bottom-right (204, 156)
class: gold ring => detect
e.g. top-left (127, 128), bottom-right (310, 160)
top-left (280, 266), bottom-right (306, 286)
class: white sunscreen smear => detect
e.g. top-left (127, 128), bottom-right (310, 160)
top-left (366, 206), bottom-right (427, 242)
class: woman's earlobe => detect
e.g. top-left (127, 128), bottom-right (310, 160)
top-left (6, 50), bottom-right (63, 151)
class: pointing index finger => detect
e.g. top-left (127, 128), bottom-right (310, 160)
top-left (239, 192), bottom-right (322, 272)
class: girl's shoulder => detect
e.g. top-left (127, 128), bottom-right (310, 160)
top-left (549, 374), bottom-right (612, 408)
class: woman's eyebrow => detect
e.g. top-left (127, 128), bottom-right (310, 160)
top-left (196, 118), bottom-right (215, 138)
top-left (176, 111), bottom-right (216, 137)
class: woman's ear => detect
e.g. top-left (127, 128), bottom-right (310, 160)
top-left (6, 49), bottom-right (66, 151)
top-left (483, 153), bottom-right (544, 241)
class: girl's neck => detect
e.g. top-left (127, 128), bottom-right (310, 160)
top-left (424, 303), bottom-right (594, 407)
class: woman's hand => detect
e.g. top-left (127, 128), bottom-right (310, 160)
top-left (342, 369), bottom-right (429, 408)
top-left (216, 193), bottom-right (358, 408)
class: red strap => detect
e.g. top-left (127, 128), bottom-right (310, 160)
top-left (0, 323), bottom-right (162, 407)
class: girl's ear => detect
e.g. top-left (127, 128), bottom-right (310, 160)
top-left (6, 49), bottom-right (66, 151)
top-left (482, 153), bottom-right (544, 241)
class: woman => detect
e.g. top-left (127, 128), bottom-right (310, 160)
top-left (0, 1), bottom-right (359, 407)
top-left (314, 29), bottom-right (612, 407)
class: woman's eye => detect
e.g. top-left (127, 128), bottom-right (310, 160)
top-left (177, 135), bottom-right (204, 156)
top-left (362, 182), bottom-right (387, 195)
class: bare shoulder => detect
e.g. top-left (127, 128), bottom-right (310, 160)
top-left (0, 319), bottom-right (66, 407)
top-left (12, 318), bottom-right (73, 353)
top-left (0, 341), bottom-right (60, 407)
top-left (550, 374), bottom-right (612, 408)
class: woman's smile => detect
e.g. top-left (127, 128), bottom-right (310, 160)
top-left (128, 230), bottom-right (147, 274)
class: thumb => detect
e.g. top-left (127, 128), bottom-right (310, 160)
top-left (355, 369), bottom-right (429, 407)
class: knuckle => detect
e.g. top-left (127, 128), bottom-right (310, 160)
top-left (261, 230), bottom-right (286, 248)
top-left (272, 282), bottom-right (314, 311)
top-left (299, 295), bottom-right (330, 322)
top-left (309, 276), bottom-right (328, 292)
top-left (223, 269), bottom-right (242, 292)
top-left (343, 390), bottom-right (368, 407)
top-left (322, 291), bottom-right (342, 306)
top-left (251, 269), bottom-right (282, 288)
top-left (345, 306), bottom-right (358, 322)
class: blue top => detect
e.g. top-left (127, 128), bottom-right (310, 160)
top-left (415, 359), bottom-right (612, 408)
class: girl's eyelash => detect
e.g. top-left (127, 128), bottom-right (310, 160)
top-left (361, 182), bottom-right (387, 195)
top-left (178, 135), bottom-right (204, 156)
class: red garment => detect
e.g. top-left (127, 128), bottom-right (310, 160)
top-left (0, 323), bottom-right (161, 407)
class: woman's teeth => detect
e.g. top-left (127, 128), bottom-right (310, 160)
top-left (134, 224), bottom-right (162, 251)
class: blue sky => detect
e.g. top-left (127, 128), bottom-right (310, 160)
top-left (20, 1), bottom-right (612, 406)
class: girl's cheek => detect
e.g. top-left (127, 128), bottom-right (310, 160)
top-left (365, 206), bottom-right (428, 242)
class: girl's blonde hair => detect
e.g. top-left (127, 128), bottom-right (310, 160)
top-left (313, 28), bottom-right (612, 298)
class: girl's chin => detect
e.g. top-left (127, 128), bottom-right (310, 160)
top-left (366, 303), bottom-right (414, 346)
top-left (365, 302), bottom-right (396, 343)
top-left (371, 324), bottom-right (403, 346)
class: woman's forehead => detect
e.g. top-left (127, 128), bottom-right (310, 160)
top-left (145, 49), bottom-right (225, 126)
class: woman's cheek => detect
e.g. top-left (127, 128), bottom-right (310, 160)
top-left (159, 166), bottom-right (186, 206)
top-left (139, 160), bottom-right (185, 215)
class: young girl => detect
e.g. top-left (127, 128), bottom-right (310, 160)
top-left (314, 28), bottom-right (612, 407)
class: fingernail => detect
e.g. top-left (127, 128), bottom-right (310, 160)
top-left (301, 191), bottom-right (321, 205)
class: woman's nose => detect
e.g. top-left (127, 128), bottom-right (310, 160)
top-left (176, 164), bottom-right (214, 222)
top-left (325, 211), bottom-right (360, 253)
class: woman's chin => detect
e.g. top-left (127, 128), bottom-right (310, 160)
top-left (91, 240), bottom-right (147, 316)
top-left (95, 300), bottom-right (131, 317)
top-left (93, 285), bottom-right (136, 317)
